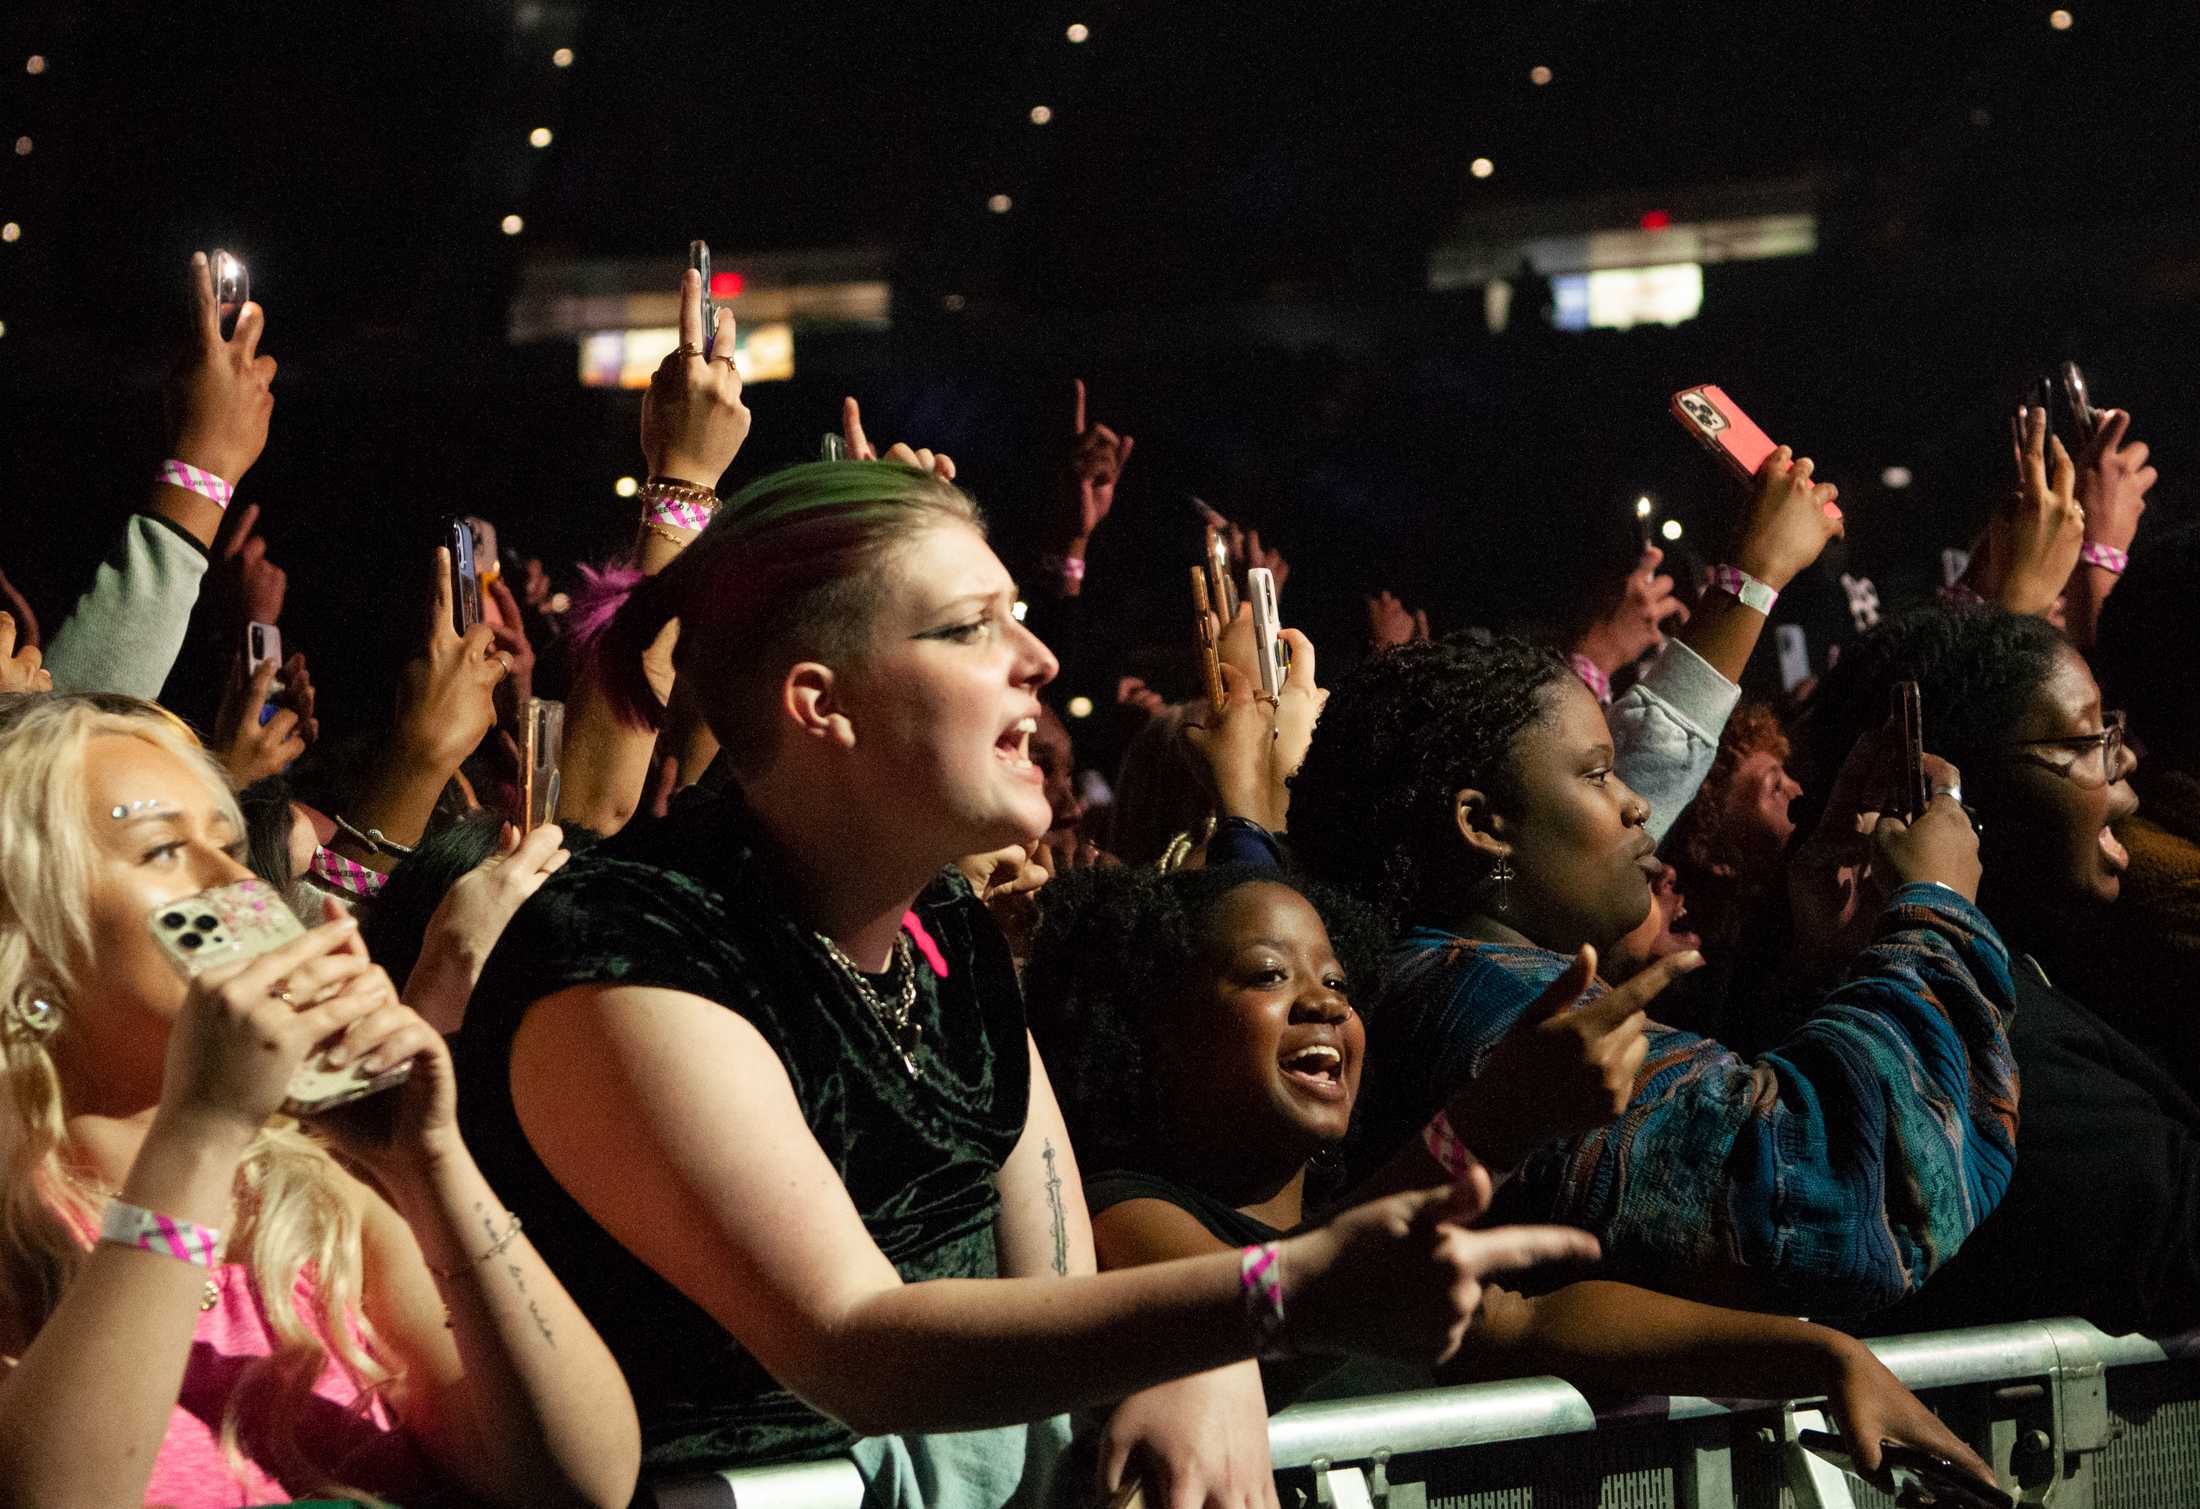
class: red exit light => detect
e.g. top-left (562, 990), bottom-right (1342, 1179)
top-left (1639, 210), bottom-right (1671, 231)
top-left (710, 271), bottom-right (744, 298)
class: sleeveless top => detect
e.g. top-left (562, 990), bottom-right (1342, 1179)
top-left (144, 1261), bottom-right (426, 1507)
top-left (456, 785), bottom-right (1032, 1470)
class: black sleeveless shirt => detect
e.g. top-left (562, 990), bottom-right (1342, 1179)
top-left (455, 786), bottom-right (1031, 1469)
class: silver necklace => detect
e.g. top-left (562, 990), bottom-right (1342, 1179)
top-left (814, 932), bottom-right (923, 1080)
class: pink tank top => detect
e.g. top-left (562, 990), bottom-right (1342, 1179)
top-left (143, 1262), bottom-right (429, 1508)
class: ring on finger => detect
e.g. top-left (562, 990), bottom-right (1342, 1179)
top-left (672, 343), bottom-right (704, 358)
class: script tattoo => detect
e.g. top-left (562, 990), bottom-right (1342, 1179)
top-left (1043, 1139), bottom-right (1069, 1277)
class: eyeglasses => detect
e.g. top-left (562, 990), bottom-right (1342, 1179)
top-left (1998, 709), bottom-right (2126, 788)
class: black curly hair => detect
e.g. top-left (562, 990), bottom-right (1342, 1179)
top-left (1287, 636), bottom-right (1575, 933)
top-left (1787, 605), bottom-right (2069, 838)
top-left (1023, 863), bottom-right (1390, 1176)
top-left (2095, 519), bottom-right (2200, 765)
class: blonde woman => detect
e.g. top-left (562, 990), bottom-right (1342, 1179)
top-left (0, 694), bottom-right (638, 1508)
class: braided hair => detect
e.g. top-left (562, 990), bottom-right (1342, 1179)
top-left (1023, 864), bottom-right (1388, 1175)
top-left (1287, 636), bottom-right (1574, 932)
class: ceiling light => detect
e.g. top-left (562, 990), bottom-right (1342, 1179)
top-left (1065, 23), bottom-right (1090, 43)
top-left (1029, 104), bottom-right (1053, 125)
top-left (987, 193), bottom-right (1013, 214)
top-left (1, 223), bottom-right (20, 244)
top-left (500, 214), bottom-right (524, 235)
top-left (1881, 466), bottom-right (1913, 489)
top-left (615, 476), bottom-right (639, 498)
top-left (1660, 518), bottom-right (1684, 541)
top-left (942, 293), bottom-right (967, 311)
top-left (2049, 9), bottom-right (2074, 29)
top-left (1067, 696), bottom-right (1094, 719)
top-left (1530, 65), bottom-right (1553, 86)
top-left (13, 137), bottom-right (29, 156)
top-left (551, 46), bottom-right (574, 66)
top-left (24, 56), bottom-right (47, 76)
top-left (529, 126), bottom-right (553, 147)
top-left (1469, 157), bottom-right (1495, 179)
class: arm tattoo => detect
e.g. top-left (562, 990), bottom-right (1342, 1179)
top-left (1042, 1139), bottom-right (1069, 1278)
top-left (467, 1202), bottom-right (556, 1349)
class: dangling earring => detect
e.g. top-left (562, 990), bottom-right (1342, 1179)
top-left (1490, 856), bottom-right (1514, 914)
top-left (6, 991), bottom-right (61, 1040)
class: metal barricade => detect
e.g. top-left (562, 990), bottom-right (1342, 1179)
top-left (695, 1319), bottom-right (2200, 1509)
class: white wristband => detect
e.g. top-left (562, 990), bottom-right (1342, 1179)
top-left (1710, 564), bottom-right (1778, 616)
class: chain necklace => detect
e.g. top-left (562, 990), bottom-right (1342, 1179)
top-left (58, 1166), bottom-right (222, 1312)
top-left (814, 931), bottom-right (923, 1080)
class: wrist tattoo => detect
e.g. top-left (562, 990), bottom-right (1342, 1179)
top-left (1043, 1139), bottom-right (1070, 1278)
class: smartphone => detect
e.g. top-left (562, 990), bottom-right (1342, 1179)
top-left (445, 518), bottom-right (482, 636)
top-left (2035, 360), bottom-right (2100, 453)
top-left (1247, 567), bottom-right (1285, 698)
top-left (1205, 525), bottom-right (1239, 623)
top-left (690, 239), bottom-right (715, 349)
top-left (146, 880), bottom-right (412, 1116)
top-left (1188, 494), bottom-right (1231, 531)
top-left (1632, 495), bottom-right (1658, 554)
top-left (1670, 385), bottom-right (1780, 482)
top-left (246, 621), bottom-right (284, 727)
top-left (820, 433), bottom-right (847, 462)
top-left (1892, 679), bottom-right (1929, 823)
top-left (1796, 1430), bottom-right (2011, 1509)
top-left (516, 697), bottom-right (566, 834)
top-left (211, 249), bottom-right (248, 340)
top-left (1189, 566), bottom-right (1227, 711)
top-left (1774, 623), bottom-right (1811, 693)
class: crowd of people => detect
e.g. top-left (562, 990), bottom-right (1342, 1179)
top-left (0, 248), bottom-right (2190, 1509)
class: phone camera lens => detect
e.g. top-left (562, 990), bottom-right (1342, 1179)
top-left (161, 911), bottom-right (186, 929)
top-left (179, 933), bottom-right (202, 950)
top-left (193, 914), bottom-right (218, 930)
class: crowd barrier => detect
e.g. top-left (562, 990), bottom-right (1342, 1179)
top-left (667, 1319), bottom-right (2200, 1509)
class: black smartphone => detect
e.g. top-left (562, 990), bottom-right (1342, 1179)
top-left (2032, 362), bottom-right (2100, 454)
top-left (1892, 679), bottom-right (1928, 823)
top-left (212, 249), bottom-right (248, 340)
top-left (446, 518), bottom-right (482, 635)
top-left (1796, 1430), bottom-right (2011, 1509)
top-left (690, 239), bottom-right (715, 348)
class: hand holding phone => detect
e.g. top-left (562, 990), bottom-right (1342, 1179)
top-left (246, 621), bottom-right (284, 725)
top-left (211, 250), bottom-right (249, 341)
top-left (1205, 525), bottom-right (1239, 623)
top-left (1247, 566), bottom-right (1286, 699)
top-left (690, 239), bottom-right (716, 350)
top-left (1796, 1430), bottom-right (2011, 1509)
top-left (1189, 567), bottom-right (1227, 711)
top-left (516, 697), bottom-right (566, 834)
top-left (1889, 681), bottom-right (1929, 824)
top-left (148, 881), bottom-right (412, 1116)
top-left (445, 517), bottom-right (483, 635)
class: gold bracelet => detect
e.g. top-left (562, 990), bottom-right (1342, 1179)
top-left (642, 477), bottom-right (719, 506)
top-left (426, 1213), bottom-right (523, 1279)
top-left (641, 520), bottom-right (696, 548)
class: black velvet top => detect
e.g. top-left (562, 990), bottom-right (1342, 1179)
top-left (456, 786), bottom-right (1031, 1469)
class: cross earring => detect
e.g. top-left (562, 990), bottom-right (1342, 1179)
top-left (1491, 856), bottom-right (1514, 913)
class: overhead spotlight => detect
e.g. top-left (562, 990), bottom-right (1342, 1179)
top-left (1634, 496), bottom-right (1654, 517)
top-left (1029, 104), bottom-right (1053, 125)
top-left (942, 293), bottom-right (968, 311)
top-left (1, 223), bottom-right (19, 244)
top-left (24, 55), bottom-right (47, 76)
top-left (1469, 157), bottom-right (1495, 179)
top-left (2049, 8), bottom-right (2074, 29)
top-left (529, 126), bottom-right (553, 147)
top-left (0, 319), bottom-right (8, 338)
top-left (1881, 466), bottom-right (1914, 490)
top-left (615, 476), bottom-right (639, 498)
top-left (1529, 65), bottom-right (1553, 85)
top-left (1067, 695), bottom-right (1094, 719)
top-left (13, 136), bottom-right (29, 156)
top-left (987, 193), bottom-right (1013, 214)
top-left (1066, 22), bottom-right (1090, 42)
top-left (500, 214), bottom-right (524, 235)
top-left (1660, 518), bottom-right (1684, 542)
top-left (551, 46), bottom-right (574, 66)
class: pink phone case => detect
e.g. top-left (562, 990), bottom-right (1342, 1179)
top-left (1671, 385), bottom-right (1779, 480)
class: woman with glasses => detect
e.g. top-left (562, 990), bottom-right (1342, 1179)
top-left (1790, 604), bottom-right (2200, 1334)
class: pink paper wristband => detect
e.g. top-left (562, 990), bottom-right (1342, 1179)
top-left (100, 1198), bottom-right (222, 1270)
top-left (1422, 1110), bottom-right (1477, 1180)
top-left (311, 845), bottom-right (389, 900)
top-left (2080, 541), bottom-right (2129, 575)
top-left (1569, 653), bottom-right (1612, 706)
top-left (158, 459), bottom-right (233, 509)
top-left (1239, 1241), bottom-right (1288, 1358)
top-left (645, 497), bottom-right (716, 533)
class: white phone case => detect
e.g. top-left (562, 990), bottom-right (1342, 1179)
top-left (1247, 567), bottom-right (1284, 698)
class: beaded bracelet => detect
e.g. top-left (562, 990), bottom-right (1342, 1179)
top-left (158, 459), bottom-right (234, 510)
top-left (1239, 1242), bottom-right (1289, 1359)
top-left (100, 1198), bottom-right (222, 1270)
top-left (2080, 541), bottom-right (2129, 575)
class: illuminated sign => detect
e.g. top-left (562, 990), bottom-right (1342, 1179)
top-left (578, 322), bottom-right (795, 388)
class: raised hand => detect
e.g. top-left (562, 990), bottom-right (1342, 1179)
top-left (1066, 378), bottom-right (1134, 545)
top-left (1574, 547), bottom-right (1687, 674)
top-left (1285, 1174), bottom-right (1600, 1366)
top-left (1444, 945), bottom-right (1701, 1172)
top-left (399, 547), bottom-right (511, 772)
top-left (1366, 590), bottom-right (1431, 649)
top-left (1183, 630), bottom-right (1327, 835)
top-left (1225, 523), bottom-right (1290, 599)
top-left (1115, 675), bottom-right (1167, 720)
top-left (0, 567), bottom-right (41, 651)
top-left (2076, 408), bottom-right (2155, 557)
top-left (641, 268), bottom-right (752, 487)
top-left (839, 396), bottom-right (957, 480)
top-left (169, 251), bottom-right (277, 489)
top-left (214, 503), bottom-right (289, 626)
top-left (213, 653), bottom-right (311, 786)
top-left (1731, 444), bottom-right (1844, 592)
top-left (1992, 404), bottom-right (2085, 617)
top-left (486, 576), bottom-right (537, 724)
top-left (406, 822), bottom-right (572, 1034)
top-left (0, 609), bottom-right (51, 694)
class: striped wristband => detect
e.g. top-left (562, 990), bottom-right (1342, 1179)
top-left (100, 1198), bottom-right (222, 1270)
top-left (158, 459), bottom-right (234, 510)
top-left (1709, 564), bottom-right (1779, 616)
top-left (2080, 541), bottom-right (2129, 575)
top-left (1568, 653), bottom-right (1612, 706)
top-left (1239, 1242), bottom-right (1289, 1358)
